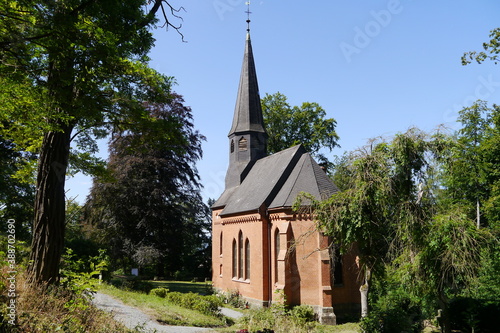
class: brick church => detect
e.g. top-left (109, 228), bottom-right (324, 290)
top-left (211, 28), bottom-right (361, 324)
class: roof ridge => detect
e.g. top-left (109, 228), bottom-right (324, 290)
top-left (281, 153), bottom-right (307, 205)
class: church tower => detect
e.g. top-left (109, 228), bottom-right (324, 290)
top-left (225, 29), bottom-right (268, 189)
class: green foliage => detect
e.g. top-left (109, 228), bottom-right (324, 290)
top-left (420, 209), bottom-right (489, 297)
top-left (60, 248), bottom-right (108, 299)
top-left (360, 287), bottom-right (424, 333)
top-left (239, 308), bottom-right (276, 332)
top-left (237, 305), bottom-right (339, 333)
top-left (308, 118), bottom-right (499, 331)
top-left (0, 0), bottom-right (186, 284)
top-left (218, 289), bottom-right (248, 308)
top-left (109, 277), bottom-right (153, 293)
top-left (448, 297), bottom-right (500, 332)
top-left (83, 95), bottom-right (209, 279)
top-left (462, 28), bottom-right (500, 65)
top-left (439, 101), bottom-right (499, 225)
top-left (150, 287), bottom-right (169, 298)
top-left (164, 291), bottom-right (222, 317)
top-left (306, 128), bottom-right (439, 275)
top-left (289, 305), bottom-right (317, 323)
top-left (261, 92), bottom-right (339, 168)
top-left (0, 269), bottom-right (135, 332)
top-left (0, 136), bottom-right (35, 241)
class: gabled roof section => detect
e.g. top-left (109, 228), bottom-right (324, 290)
top-left (269, 153), bottom-right (339, 209)
top-left (212, 186), bottom-right (237, 210)
top-left (217, 145), bottom-right (339, 216)
top-left (219, 145), bottom-right (305, 216)
top-left (228, 33), bottom-right (266, 136)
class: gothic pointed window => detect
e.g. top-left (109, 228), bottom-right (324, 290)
top-left (238, 231), bottom-right (244, 278)
top-left (245, 238), bottom-right (250, 280)
top-left (232, 239), bottom-right (237, 278)
top-left (238, 137), bottom-right (248, 151)
top-left (220, 232), bottom-right (223, 256)
top-left (274, 228), bottom-right (280, 283)
top-left (230, 140), bottom-right (235, 153)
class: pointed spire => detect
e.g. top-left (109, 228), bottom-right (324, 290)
top-left (224, 24), bottom-right (267, 189)
top-left (228, 30), bottom-right (266, 136)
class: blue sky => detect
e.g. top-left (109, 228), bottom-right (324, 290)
top-left (66, 0), bottom-right (500, 204)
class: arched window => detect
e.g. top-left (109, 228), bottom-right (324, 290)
top-left (275, 228), bottom-right (280, 282)
top-left (230, 139), bottom-right (234, 153)
top-left (238, 231), bottom-right (244, 278)
top-left (220, 231), bottom-right (223, 256)
top-left (238, 137), bottom-right (248, 151)
top-left (232, 239), bottom-right (237, 278)
top-left (245, 238), bottom-right (250, 280)
top-left (219, 264), bottom-right (223, 277)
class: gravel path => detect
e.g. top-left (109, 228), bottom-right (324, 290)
top-left (92, 292), bottom-right (214, 332)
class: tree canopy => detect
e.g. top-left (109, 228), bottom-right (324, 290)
top-left (0, 0), bottom-right (184, 284)
top-left (306, 102), bottom-right (499, 331)
top-left (261, 92), bottom-right (339, 167)
top-left (84, 95), bottom-right (210, 279)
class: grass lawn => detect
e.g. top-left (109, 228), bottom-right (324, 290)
top-left (98, 283), bottom-right (232, 328)
top-left (101, 279), bottom-right (361, 332)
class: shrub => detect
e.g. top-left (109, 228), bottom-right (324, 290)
top-left (165, 291), bottom-right (222, 317)
top-left (0, 270), bottom-right (131, 333)
top-left (110, 277), bottom-right (153, 293)
top-left (360, 293), bottom-right (423, 333)
top-left (150, 287), bottom-right (168, 298)
top-left (449, 297), bottom-right (500, 332)
top-left (239, 307), bottom-right (275, 332)
top-left (217, 290), bottom-right (247, 308)
top-left (289, 305), bottom-right (316, 323)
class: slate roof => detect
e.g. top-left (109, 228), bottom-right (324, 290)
top-left (269, 152), bottom-right (338, 209)
top-left (215, 145), bottom-right (339, 216)
top-left (228, 33), bottom-right (266, 136)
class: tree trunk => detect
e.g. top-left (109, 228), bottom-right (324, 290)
top-left (438, 291), bottom-right (451, 333)
top-left (360, 268), bottom-right (371, 318)
top-left (476, 199), bottom-right (480, 229)
top-left (28, 126), bottom-right (71, 285)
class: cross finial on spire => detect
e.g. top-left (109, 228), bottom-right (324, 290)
top-left (245, 1), bottom-right (251, 32)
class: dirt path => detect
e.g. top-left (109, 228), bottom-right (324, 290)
top-left (92, 292), bottom-right (215, 333)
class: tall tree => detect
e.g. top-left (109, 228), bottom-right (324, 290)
top-left (307, 124), bottom-right (495, 331)
top-left (261, 92), bottom-right (339, 167)
top-left (299, 128), bottom-right (439, 318)
top-left (439, 101), bottom-right (495, 228)
top-left (0, 1), bottom-right (184, 284)
top-left (84, 94), bottom-right (209, 278)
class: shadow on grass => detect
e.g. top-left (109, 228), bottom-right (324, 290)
top-left (147, 280), bottom-right (213, 295)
